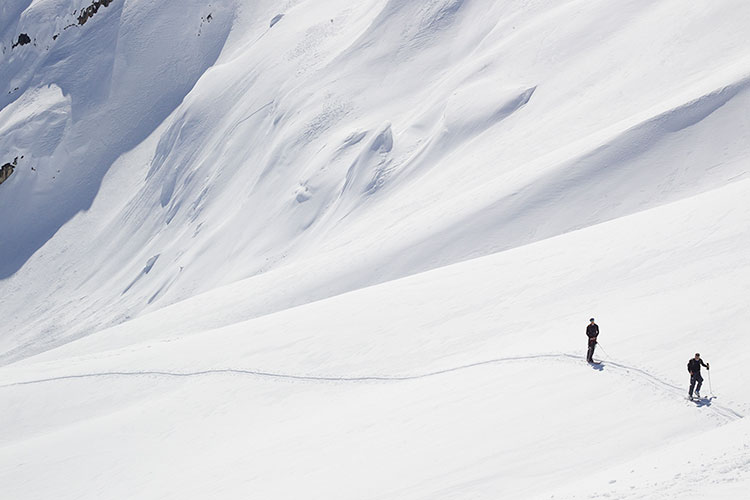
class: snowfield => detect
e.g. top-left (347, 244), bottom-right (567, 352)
top-left (1, 0), bottom-right (749, 499)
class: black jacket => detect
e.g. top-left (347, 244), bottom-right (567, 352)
top-left (687, 358), bottom-right (707, 374)
top-left (586, 323), bottom-right (599, 339)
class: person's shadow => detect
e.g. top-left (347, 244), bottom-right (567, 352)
top-left (692, 396), bottom-right (714, 407)
top-left (589, 362), bottom-right (604, 372)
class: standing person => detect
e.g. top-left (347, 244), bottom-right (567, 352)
top-left (586, 318), bottom-right (599, 363)
top-left (688, 353), bottom-right (710, 399)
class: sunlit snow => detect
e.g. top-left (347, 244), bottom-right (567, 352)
top-left (1, 1), bottom-right (749, 499)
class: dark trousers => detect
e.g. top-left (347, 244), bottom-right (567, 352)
top-left (689, 373), bottom-right (704, 397)
top-left (586, 338), bottom-right (597, 362)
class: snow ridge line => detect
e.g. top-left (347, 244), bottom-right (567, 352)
top-left (0, 353), bottom-right (743, 420)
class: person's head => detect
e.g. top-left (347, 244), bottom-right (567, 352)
top-left (589, 318), bottom-right (595, 323)
top-left (694, 353), bottom-right (701, 359)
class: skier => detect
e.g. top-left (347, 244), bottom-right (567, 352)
top-left (586, 318), bottom-right (599, 363)
top-left (687, 353), bottom-right (709, 399)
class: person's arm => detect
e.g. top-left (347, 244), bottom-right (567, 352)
top-left (701, 359), bottom-right (709, 369)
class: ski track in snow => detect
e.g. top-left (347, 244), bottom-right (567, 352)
top-left (1, 352), bottom-right (742, 423)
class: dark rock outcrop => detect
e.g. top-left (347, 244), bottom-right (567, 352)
top-left (77, 0), bottom-right (114, 26)
top-left (0, 163), bottom-right (14, 185)
top-left (11, 33), bottom-right (31, 48)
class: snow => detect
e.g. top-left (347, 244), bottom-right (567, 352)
top-left (1, 0), bottom-right (749, 498)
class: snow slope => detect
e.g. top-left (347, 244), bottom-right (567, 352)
top-left (2, 0), bottom-right (749, 360)
top-left (1, 174), bottom-right (749, 499)
top-left (1, 0), bottom-right (749, 498)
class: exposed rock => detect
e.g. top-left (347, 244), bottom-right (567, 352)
top-left (0, 163), bottom-right (14, 185)
top-left (77, 0), bottom-right (114, 26)
top-left (11, 33), bottom-right (31, 48)
top-left (198, 13), bottom-right (214, 36)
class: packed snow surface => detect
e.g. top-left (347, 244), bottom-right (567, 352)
top-left (1, 0), bottom-right (749, 499)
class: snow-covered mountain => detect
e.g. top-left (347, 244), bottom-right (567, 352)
top-left (1, 1), bottom-right (749, 498)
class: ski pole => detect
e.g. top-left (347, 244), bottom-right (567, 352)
top-left (707, 368), bottom-right (714, 396)
top-left (595, 341), bottom-right (612, 360)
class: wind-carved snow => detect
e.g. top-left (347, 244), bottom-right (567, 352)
top-left (0, 0), bottom-right (233, 278)
top-left (1, 0), bottom-right (750, 498)
top-left (270, 13), bottom-right (284, 28)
